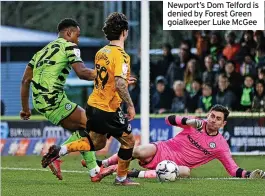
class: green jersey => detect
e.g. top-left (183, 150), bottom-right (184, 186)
top-left (29, 38), bottom-right (82, 113)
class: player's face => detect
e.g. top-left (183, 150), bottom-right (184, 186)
top-left (207, 111), bottom-right (227, 131)
top-left (70, 26), bottom-right (80, 45)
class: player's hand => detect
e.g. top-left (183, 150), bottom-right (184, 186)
top-left (249, 169), bottom-right (265, 179)
top-left (127, 106), bottom-right (135, 121)
top-left (186, 118), bottom-right (203, 131)
top-left (20, 109), bottom-right (31, 120)
top-left (128, 76), bottom-right (137, 85)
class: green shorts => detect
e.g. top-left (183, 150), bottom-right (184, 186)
top-left (34, 95), bottom-right (77, 125)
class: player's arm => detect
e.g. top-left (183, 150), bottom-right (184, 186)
top-left (72, 62), bottom-right (96, 80)
top-left (115, 76), bottom-right (135, 121)
top-left (114, 52), bottom-right (135, 121)
top-left (165, 115), bottom-right (203, 130)
top-left (66, 44), bottom-right (96, 80)
top-left (20, 65), bottom-right (33, 120)
top-left (217, 148), bottom-right (264, 178)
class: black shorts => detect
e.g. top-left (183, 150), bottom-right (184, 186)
top-left (85, 104), bottom-right (132, 138)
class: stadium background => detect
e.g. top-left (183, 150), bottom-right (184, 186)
top-left (0, 2), bottom-right (265, 196)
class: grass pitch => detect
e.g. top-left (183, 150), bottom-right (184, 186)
top-left (1, 155), bottom-right (264, 196)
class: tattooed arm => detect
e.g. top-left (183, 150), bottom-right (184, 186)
top-left (115, 76), bottom-right (134, 107)
top-left (115, 76), bottom-right (135, 120)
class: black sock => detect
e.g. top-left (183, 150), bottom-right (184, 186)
top-left (127, 169), bottom-right (140, 178)
top-left (96, 160), bottom-right (102, 167)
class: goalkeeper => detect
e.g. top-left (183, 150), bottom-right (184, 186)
top-left (92, 104), bottom-right (265, 179)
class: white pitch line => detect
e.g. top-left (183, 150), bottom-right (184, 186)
top-left (1, 167), bottom-right (88, 173)
top-left (0, 167), bottom-right (249, 180)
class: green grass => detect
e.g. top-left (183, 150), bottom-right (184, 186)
top-left (1, 156), bottom-right (265, 196)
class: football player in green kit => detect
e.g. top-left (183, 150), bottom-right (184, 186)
top-left (20, 18), bottom-right (115, 182)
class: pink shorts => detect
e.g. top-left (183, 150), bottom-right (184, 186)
top-left (139, 141), bottom-right (181, 170)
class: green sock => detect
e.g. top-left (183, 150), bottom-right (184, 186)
top-left (62, 131), bottom-right (98, 170)
top-left (81, 151), bottom-right (97, 170)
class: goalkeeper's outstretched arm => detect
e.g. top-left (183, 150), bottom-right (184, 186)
top-left (217, 148), bottom-right (265, 179)
top-left (165, 115), bottom-right (203, 130)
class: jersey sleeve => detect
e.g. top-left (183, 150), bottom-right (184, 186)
top-left (216, 143), bottom-right (247, 177)
top-left (28, 54), bottom-right (36, 68)
top-left (114, 50), bottom-right (130, 80)
top-left (65, 42), bottom-right (83, 64)
top-left (165, 115), bottom-right (203, 129)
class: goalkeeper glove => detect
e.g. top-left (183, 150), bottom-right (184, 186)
top-left (249, 169), bottom-right (265, 179)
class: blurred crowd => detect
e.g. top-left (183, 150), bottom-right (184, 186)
top-left (127, 30), bottom-right (265, 114)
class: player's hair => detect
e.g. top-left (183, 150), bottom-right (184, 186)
top-left (57, 18), bottom-right (79, 32)
top-left (102, 12), bottom-right (128, 41)
top-left (210, 104), bottom-right (230, 121)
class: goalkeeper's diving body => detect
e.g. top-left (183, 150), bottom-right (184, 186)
top-left (94, 104), bottom-right (265, 179)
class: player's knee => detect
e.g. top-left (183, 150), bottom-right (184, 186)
top-left (179, 166), bottom-right (191, 178)
top-left (132, 146), bottom-right (141, 158)
top-left (118, 147), bottom-right (133, 160)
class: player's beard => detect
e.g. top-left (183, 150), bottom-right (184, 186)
top-left (206, 123), bottom-right (219, 135)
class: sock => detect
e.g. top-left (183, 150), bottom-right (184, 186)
top-left (59, 145), bottom-right (68, 156)
top-left (81, 151), bottom-right (98, 170)
top-left (63, 138), bottom-right (91, 152)
top-left (116, 175), bottom-right (126, 181)
top-left (138, 170), bottom-right (157, 178)
top-left (89, 166), bottom-right (101, 177)
top-left (96, 160), bottom-right (103, 167)
top-left (102, 153), bottom-right (119, 167)
top-left (117, 157), bottom-right (131, 178)
top-left (63, 132), bottom-right (97, 170)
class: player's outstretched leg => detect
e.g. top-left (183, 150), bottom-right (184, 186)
top-left (43, 106), bottom-right (112, 182)
top-left (42, 136), bottom-right (92, 168)
top-left (48, 131), bottom-right (97, 181)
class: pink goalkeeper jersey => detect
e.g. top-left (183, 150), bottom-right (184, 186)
top-left (163, 116), bottom-right (242, 177)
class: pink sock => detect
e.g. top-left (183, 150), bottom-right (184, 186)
top-left (138, 170), bottom-right (157, 178)
top-left (103, 153), bottom-right (118, 167)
